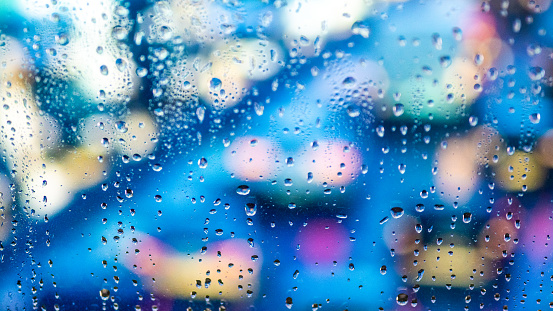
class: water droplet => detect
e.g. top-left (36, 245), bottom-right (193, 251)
top-left (474, 54), bottom-right (484, 66)
top-left (506, 146), bottom-right (515, 156)
top-left (245, 203), bottom-right (257, 216)
top-left (209, 78), bottom-right (222, 92)
top-left (351, 21), bottom-right (370, 38)
top-left (286, 157), bottom-right (294, 166)
top-left (346, 105), bottom-right (360, 117)
top-left (391, 207), bottom-right (404, 219)
top-left (115, 121), bottom-right (128, 133)
top-left (380, 265), bottom-right (387, 275)
top-left (462, 212), bottom-right (472, 223)
top-left (469, 115), bottom-right (478, 126)
top-left (100, 65), bottom-right (109, 76)
top-left (398, 163), bottom-right (406, 174)
top-left (431, 33), bottom-right (442, 50)
top-left (342, 76), bottom-right (356, 87)
top-left (311, 141), bottom-right (319, 150)
top-left (397, 293), bottom-right (409, 306)
top-left (452, 27), bottom-right (463, 41)
top-left (393, 103), bottom-right (404, 117)
top-left (513, 18), bottom-right (521, 33)
top-left (416, 269), bottom-right (425, 281)
top-left (285, 297), bottom-right (293, 309)
top-left (100, 289), bottom-right (110, 301)
top-left (237, 185), bottom-right (250, 195)
top-left (136, 67), bottom-right (148, 77)
top-left (198, 157), bottom-right (208, 168)
top-left (55, 33), bottom-right (69, 46)
top-left (112, 26), bottom-right (129, 40)
top-left (529, 66), bottom-right (545, 80)
top-left (376, 125), bottom-right (385, 137)
top-left (115, 58), bottom-right (127, 72)
top-left (488, 67), bottom-right (498, 80)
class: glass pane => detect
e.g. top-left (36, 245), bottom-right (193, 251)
top-left (0, 0), bottom-right (552, 310)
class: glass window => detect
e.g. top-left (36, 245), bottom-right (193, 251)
top-left (0, 0), bottom-right (552, 310)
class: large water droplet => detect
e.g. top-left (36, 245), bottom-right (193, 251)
top-left (245, 203), bottom-right (257, 216)
top-left (237, 185), bottom-right (250, 195)
top-left (115, 121), bottom-right (128, 133)
top-left (209, 78), bottom-right (222, 92)
top-left (347, 105), bottom-right (360, 117)
top-left (452, 27), bottom-right (463, 41)
top-left (529, 67), bottom-right (545, 80)
top-left (198, 157), bottom-right (208, 168)
top-left (391, 207), bottom-right (404, 219)
top-left (396, 293), bottom-right (409, 306)
top-left (100, 289), bottom-right (110, 301)
top-left (439, 55), bottom-right (452, 68)
top-left (342, 76), bottom-right (356, 88)
top-left (100, 65), bottom-right (109, 76)
top-left (285, 297), bottom-right (293, 309)
top-left (115, 58), bottom-right (127, 72)
top-left (393, 103), bottom-right (404, 117)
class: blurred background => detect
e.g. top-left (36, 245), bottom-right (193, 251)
top-left (0, 0), bottom-right (553, 309)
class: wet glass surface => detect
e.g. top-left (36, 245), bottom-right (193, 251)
top-left (1, 0), bottom-right (553, 310)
